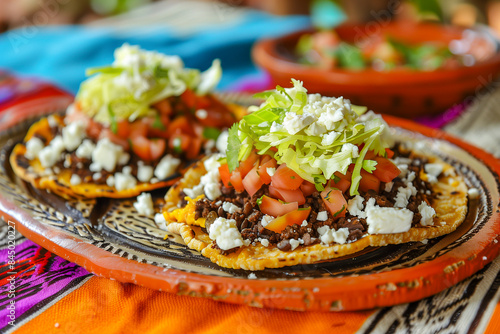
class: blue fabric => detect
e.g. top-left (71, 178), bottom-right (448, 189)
top-left (0, 12), bottom-right (310, 94)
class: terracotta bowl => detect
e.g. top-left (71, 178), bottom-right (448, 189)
top-left (252, 22), bottom-right (500, 118)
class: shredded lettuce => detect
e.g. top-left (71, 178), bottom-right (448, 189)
top-left (76, 44), bottom-right (222, 125)
top-left (229, 79), bottom-right (394, 195)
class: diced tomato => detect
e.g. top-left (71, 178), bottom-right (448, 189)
top-left (258, 158), bottom-right (278, 184)
top-left (186, 136), bottom-right (202, 160)
top-left (260, 155), bottom-right (272, 164)
top-left (115, 120), bottom-right (131, 138)
top-left (153, 99), bottom-right (173, 116)
top-left (131, 136), bottom-right (151, 161)
top-left (130, 121), bottom-right (148, 138)
top-left (373, 157), bottom-right (400, 182)
top-left (300, 181), bottom-right (317, 197)
top-left (169, 133), bottom-right (190, 154)
top-left (329, 177), bottom-right (351, 194)
top-left (146, 114), bottom-right (170, 139)
top-left (269, 184), bottom-right (306, 205)
top-left (259, 195), bottom-right (298, 217)
top-left (364, 150), bottom-right (376, 160)
top-left (334, 170), bottom-right (352, 181)
top-left (264, 207), bottom-right (311, 233)
top-left (195, 95), bottom-right (212, 110)
top-left (320, 187), bottom-right (347, 218)
top-left (218, 164), bottom-right (232, 188)
top-left (385, 148), bottom-right (395, 159)
top-left (271, 164), bottom-right (303, 190)
top-left (180, 89), bottom-right (198, 109)
top-left (229, 171), bottom-right (245, 192)
top-left (242, 164), bottom-right (264, 197)
top-left (167, 116), bottom-right (194, 137)
top-left (237, 151), bottom-right (259, 178)
top-left (198, 100), bottom-right (237, 128)
top-left (359, 169), bottom-right (381, 193)
top-left (86, 118), bottom-right (103, 139)
top-left (99, 128), bottom-right (130, 150)
top-left (149, 139), bottom-right (166, 161)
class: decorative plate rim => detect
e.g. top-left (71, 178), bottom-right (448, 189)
top-left (1, 107), bottom-right (500, 311)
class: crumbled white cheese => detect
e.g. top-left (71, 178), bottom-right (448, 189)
top-left (468, 188), bottom-right (480, 199)
top-left (394, 182), bottom-right (417, 208)
top-left (215, 130), bottom-right (228, 154)
top-left (424, 163), bottom-right (443, 184)
top-left (195, 109), bottom-right (207, 119)
top-left (341, 143), bottom-right (359, 158)
top-left (90, 138), bottom-right (128, 172)
top-left (222, 202), bottom-right (240, 214)
top-left (317, 226), bottom-right (349, 245)
top-left (122, 166), bottom-right (132, 175)
top-left (270, 121), bottom-right (283, 133)
top-left (133, 192), bottom-right (154, 216)
top-left (106, 175), bottom-right (115, 187)
top-left (289, 239), bottom-right (301, 251)
top-left (304, 122), bottom-right (326, 136)
top-left (183, 184), bottom-right (204, 199)
top-left (208, 217), bottom-right (244, 250)
top-left (184, 155), bottom-right (222, 201)
top-left (154, 213), bottom-right (168, 230)
top-left (38, 136), bottom-right (65, 168)
top-left (248, 273), bottom-right (257, 279)
top-left (266, 167), bottom-right (276, 176)
top-left (204, 139), bottom-right (215, 154)
top-left (154, 154), bottom-right (181, 180)
top-left (366, 206), bottom-right (413, 234)
top-left (316, 211), bottom-right (328, 221)
top-left (75, 139), bottom-right (95, 159)
top-left (114, 172), bottom-right (137, 191)
top-left (418, 201), bottom-right (436, 226)
top-left (384, 182), bottom-right (394, 192)
top-left (397, 164), bottom-right (409, 178)
top-left (205, 183), bottom-right (222, 201)
top-left (93, 173), bottom-right (102, 181)
top-left (70, 174), bottom-right (81, 185)
top-left (260, 239), bottom-right (269, 247)
top-left (63, 154), bottom-right (71, 168)
top-left (321, 131), bottom-right (340, 146)
top-left (301, 220), bottom-right (308, 227)
top-left (406, 171), bottom-right (416, 183)
top-left (260, 215), bottom-right (274, 227)
top-left (137, 164), bottom-right (154, 183)
top-left (62, 121), bottom-right (86, 151)
top-left (282, 111), bottom-right (315, 135)
top-left (347, 195), bottom-right (366, 218)
top-left (48, 114), bottom-right (60, 127)
top-left (313, 97), bottom-right (353, 131)
top-left (24, 137), bottom-right (45, 160)
top-left (203, 154), bottom-right (221, 171)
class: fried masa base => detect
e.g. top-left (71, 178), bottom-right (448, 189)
top-left (10, 116), bottom-right (177, 199)
top-left (164, 156), bottom-right (468, 271)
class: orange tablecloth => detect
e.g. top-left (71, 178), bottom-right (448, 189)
top-left (2, 227), bottom-right (499, 334)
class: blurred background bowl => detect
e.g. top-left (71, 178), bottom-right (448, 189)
top-left (252, 21), bottom-right (500, 118)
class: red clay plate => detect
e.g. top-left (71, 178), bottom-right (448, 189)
top-left (1, 101), bottom-right (499, 311)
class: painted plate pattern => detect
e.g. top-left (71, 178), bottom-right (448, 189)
top-left (0, 98), bottom-right (499, 311)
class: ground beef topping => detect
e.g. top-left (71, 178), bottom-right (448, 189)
top-left (195, 146), bottom-right (437, 252)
